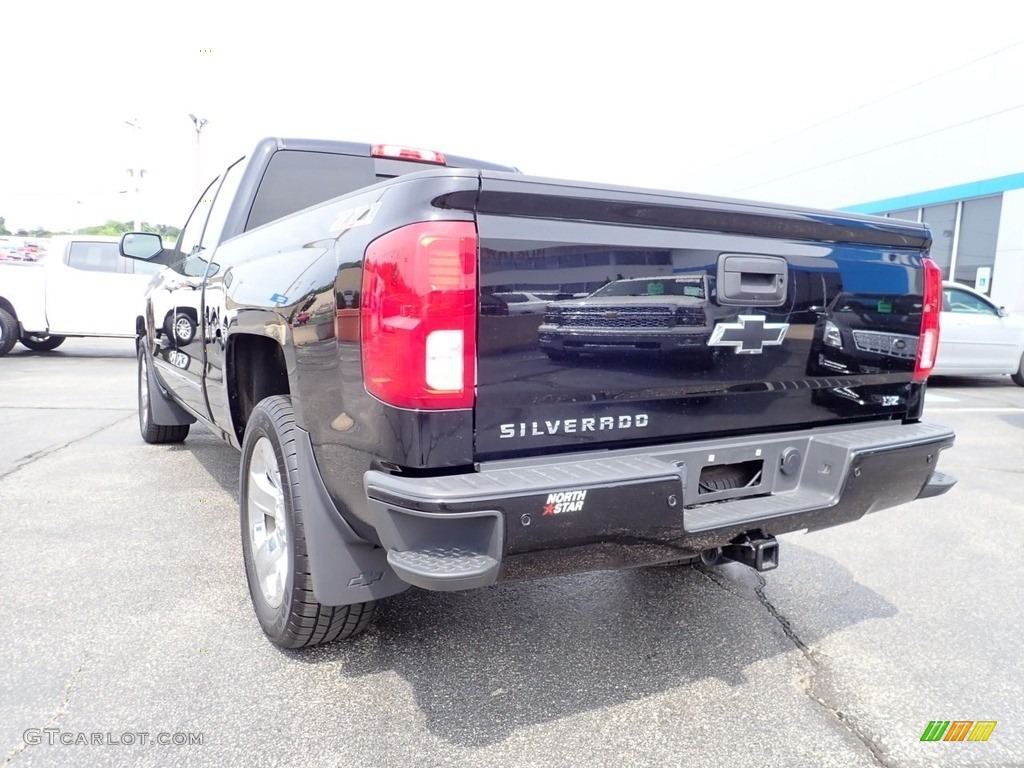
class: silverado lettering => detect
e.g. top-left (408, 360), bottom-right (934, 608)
top-left (121, 136), bottom-right (956, 649)
top-left (499, 414), bottom-right (650, 439)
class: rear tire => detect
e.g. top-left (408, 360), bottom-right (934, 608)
top-left (19, 333), bottom-right (66, 352)
top-left (240, 395), bottom-right (377, 648)
top-left (138, 344), bottom-right (190, 444)
top-left (1012, 353), bottom-right (1024, 387)
top-left (0, 308), bottom-right (18, 357)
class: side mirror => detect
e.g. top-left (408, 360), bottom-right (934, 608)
top-left (120, 232), bottom-right (163, 260)
top-left (998, 306), bottom-right (1009, 318)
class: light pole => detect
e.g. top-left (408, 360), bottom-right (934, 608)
top-left (189, 114), bottom-right (209, 195)
top-left (124, 119), bottom-right (145, 231)
top-left (126, 169), bottom-right (146, 232)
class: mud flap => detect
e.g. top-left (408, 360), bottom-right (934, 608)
top-left (293, 426), bottom-right (410, 606)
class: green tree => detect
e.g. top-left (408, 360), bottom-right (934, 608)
top-left (0, 217), bottom-right (10, 235)
top-left (77, 220), bottom-right (131, 236)
top-left (152, 223), bottom-right (181, 241)
top-left (74, 220), bottom-right (181, 241)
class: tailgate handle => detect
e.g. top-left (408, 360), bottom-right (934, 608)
top-left (717, 254), bottom-right (788, 306)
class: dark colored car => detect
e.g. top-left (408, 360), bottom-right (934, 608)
top-left (120, 137), bottom-right (955, 649)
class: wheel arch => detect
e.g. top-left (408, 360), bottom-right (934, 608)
top-left (0, 296), bottom-right (20, 331)
top-left (227, 332), bottom-right (292, 443)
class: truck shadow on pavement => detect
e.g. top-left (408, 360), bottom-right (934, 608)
top-left (293, 549), bottom-right (896, 747)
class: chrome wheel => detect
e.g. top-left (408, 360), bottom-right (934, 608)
top-left (174, 314), bottom-right (192, 342)
top-left (246, 437), bottom-right (290, 609)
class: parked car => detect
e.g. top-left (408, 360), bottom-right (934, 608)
top-left (0, 236), bottom-right (160, 356)
top-left (933, 281), bottom-right (1024, 385)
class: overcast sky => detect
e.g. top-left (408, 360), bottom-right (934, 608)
top-left (2, 0), bottom-right (1022, 232)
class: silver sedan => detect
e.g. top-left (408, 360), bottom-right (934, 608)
top-left (934, 281), bottom-right (1024, 385)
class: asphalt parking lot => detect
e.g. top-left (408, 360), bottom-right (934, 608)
top-left (2, 338), bottom-right (1022, 768)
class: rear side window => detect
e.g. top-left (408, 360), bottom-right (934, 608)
top-left (246, 151), bottom-right (376, 232)
top-left (67, 242), bottom-right (121, 273)
top-left (245, 150), bottom-right (444, 232)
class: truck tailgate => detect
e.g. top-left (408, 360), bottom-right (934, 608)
top-left (473, 173), bottom-right (932, 460)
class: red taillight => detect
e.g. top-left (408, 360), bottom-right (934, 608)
top-left (913, 257), bottom-right (942, 381)
top-left (360, 221), bottom-right (476, 409)
top-left (371, 144), bottom-right (446, 165)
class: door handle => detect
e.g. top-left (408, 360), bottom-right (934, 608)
top-left (717, 254), bottom-right (788, 306)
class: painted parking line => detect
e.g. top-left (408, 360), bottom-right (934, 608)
top-left (924, 406), bottom-right (1024, 413)
top-left (925, 393), bottom-right (960, 403)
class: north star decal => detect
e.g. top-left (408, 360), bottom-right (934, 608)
top-left (543, 490), bottom-right (587, 516)
top-left (499, 414), bottom-right (649, 439)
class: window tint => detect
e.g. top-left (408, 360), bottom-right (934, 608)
top-left (880, 194), bottom-right (1003, 292)
top-left (67, 242), bottom-right (121, 273)
top-left (200, 157), bottom-right (246, 249)
top-left (954, 196), bottom-right (1002, 289)
top-left (175, 177), bottom-right (219, 261)
top-left (592, 277), bottom-right (706, 298)
top-left (921, 203), bottom-right (956, 279)
top-left (247, 151), bottom-right (379, 231)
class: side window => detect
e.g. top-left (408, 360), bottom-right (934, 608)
top-left (200, 157), bottom-right (246, 250)
top-left (170, 176), bottom-right (220, 272)
top-left (945, 288), bottom-right (996, 315)
top-left (246, 151), bottom-right (375, 231)
top-left (67, 242), bottom-right (121, 273)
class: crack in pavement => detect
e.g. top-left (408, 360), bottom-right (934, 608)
top-left (694, 564), bottom-right (751, 600)
top-left (753, 573), bottom-right (895, 768)
top-left (3, 655), bottom-right (88, 765)
top-left (0, 414), bottom-right (135, 482)
top-left (696, 565), bottom-right (893, 765)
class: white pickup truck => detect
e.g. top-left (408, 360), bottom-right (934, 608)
top-left (0, 235), bottom-right (160, 356)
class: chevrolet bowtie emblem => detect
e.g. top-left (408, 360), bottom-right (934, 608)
top-left (709, 315), bottom-right (789, 354)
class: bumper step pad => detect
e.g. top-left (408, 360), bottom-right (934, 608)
top-left (386, 547), bottom-right (499, 591)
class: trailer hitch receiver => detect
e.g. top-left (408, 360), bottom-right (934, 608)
top-left (722, 531), bottom-right (779, 571)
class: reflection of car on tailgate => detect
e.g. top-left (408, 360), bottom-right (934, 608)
top-left (538, 275), bottom-right (713, 359)
top-left (494, 291), bottom-right (573, 314)
top-left (807, 292), bottom-right (922, 377)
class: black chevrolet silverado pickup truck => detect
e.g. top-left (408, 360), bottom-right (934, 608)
top-left (121, 138), bottom-right (956, 648)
